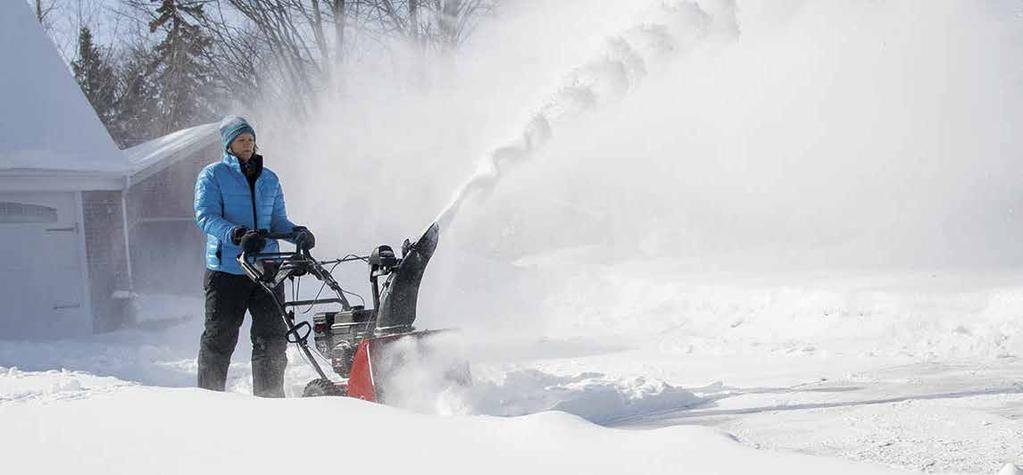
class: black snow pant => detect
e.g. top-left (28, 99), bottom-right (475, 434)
top-left (198, 269), bottom-right (288, 397)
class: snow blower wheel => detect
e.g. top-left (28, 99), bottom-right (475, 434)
top-left (302, 378), bottom-right (344, 397)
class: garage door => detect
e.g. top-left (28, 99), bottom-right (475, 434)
top-left (0, 192), bottom-right (88, 339)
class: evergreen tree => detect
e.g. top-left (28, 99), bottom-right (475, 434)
top-left (71, 27), bottom-right (117, 130)
top-left (109, 44), bottom-right (162, 147)
top-left (147, 0), bottom-right (218, 134)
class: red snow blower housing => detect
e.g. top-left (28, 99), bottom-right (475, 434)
top-left (238, 223), bottom-right (466, 400)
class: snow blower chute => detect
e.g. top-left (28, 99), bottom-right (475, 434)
top-left (237, 223), bottom-right (466, 401)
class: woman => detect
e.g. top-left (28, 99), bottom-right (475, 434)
top-left (193, 115), bottom-right (315, 397)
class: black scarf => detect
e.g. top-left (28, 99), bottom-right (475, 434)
top-left (240, 154), bottom-right (264, 185)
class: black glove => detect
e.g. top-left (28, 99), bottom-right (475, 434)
top-left (230, 226), bottom-right (248, 245)
top-left (239, 230), bottom-right (266, 255)
top-left (292, 226), bottom-right (315, 251)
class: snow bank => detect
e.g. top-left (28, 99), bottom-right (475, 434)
top-left (0, 367), bottom-right (129, 403)
top-left (0, 383), bottom-right (914, 475)
top-left (468, 368), bottom-right (704, 424)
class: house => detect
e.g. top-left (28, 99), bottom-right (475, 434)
top-left (0, 1), bottom-right (133, 338)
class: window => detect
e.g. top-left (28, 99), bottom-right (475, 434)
top-left (0, 202), bottom-right (58, 224)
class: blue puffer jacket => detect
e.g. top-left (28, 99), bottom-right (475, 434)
top-left (194, 153), bottom-right (296, 275)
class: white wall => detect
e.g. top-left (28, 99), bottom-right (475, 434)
top-left (0, 192), bottom-right (90, 339)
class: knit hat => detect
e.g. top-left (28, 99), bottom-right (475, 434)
top-left (219, 115), bottom-right (256, 151)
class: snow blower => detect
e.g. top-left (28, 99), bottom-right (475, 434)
top-left (237, 223), bottom-right (468, 400)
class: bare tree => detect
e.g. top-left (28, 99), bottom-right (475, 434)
top-left (354, 0), bottom-right (492, 51)
top-left (200, 1), bottom-right (329, 114)
top-left (34, 0), bottom-right (58, 24)
top-left (198, 0), bottom-right (492, 100)
top-left (96, 0), bottom-right (497, 120)
top-left (426, 0), bottom-right (492, 49)
top-left (326, 0), bottom-right (347, 62)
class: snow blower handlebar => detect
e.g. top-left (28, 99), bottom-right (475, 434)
top-left (236, 230), bottom-right (367, 383)
top-left (237, 230), bottom-right (356, 311)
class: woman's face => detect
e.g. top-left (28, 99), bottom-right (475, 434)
top-left (230, 133), bottom-right (255, 161)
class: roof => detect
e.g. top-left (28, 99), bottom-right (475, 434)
top-left (125, 122), bottom-right (219, 184)
top-left (0, 2), bottom-right (129, 176)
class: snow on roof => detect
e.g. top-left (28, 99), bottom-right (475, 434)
top-left (125, 122), bottom-right (219, 183)
top-left (0, 2), bottom-right (128, 175)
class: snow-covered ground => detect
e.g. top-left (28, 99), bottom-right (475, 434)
top-left (3, 265), bottom-right (1022, 474)
top-left (0, 378), bottom-right (913, 475)
top-left (524, 263), bottom-right (1023, 473)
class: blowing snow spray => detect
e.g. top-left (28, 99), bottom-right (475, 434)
top-left (429, 0), bottom-right (739, 236)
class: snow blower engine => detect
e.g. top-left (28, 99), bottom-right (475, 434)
top-left (237, 223), bottom-right (464, 400)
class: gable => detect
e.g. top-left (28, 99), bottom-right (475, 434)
top-left (0, 2), bottom-right (128, 175)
